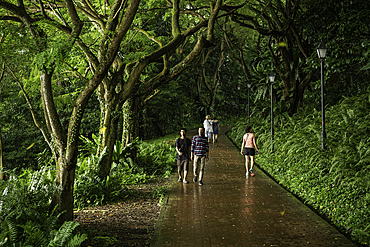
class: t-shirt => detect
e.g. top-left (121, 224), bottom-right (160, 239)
top-left (175, 137), bottom-right (191, 160)
top-left (191, 135), bottom-right (209, 157)
top-left (203, 119), bottom-right (213, 132)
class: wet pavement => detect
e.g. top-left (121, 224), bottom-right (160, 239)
top-left (151, 128), bottom-right (357, 246)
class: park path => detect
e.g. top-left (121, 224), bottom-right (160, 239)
top-left (150, 128), bottom-right (357, 246)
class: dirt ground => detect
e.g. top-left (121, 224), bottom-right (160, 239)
top-left (74, 177), bottom-right (171, 247)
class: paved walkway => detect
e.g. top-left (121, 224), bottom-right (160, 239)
top-left (151, 128), bottom-right (357, 247)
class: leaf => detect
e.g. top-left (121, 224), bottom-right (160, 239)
top-left (278, 42), bottom-right (288, 47)
top-left (26, 143), bottom-right (35, 150)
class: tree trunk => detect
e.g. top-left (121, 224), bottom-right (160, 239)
top-left (96, 59), bottom-right (125, 179)
top-left (98, 98), bottom-right (121, 179)
top-left (41, 68), bottom-right (74, 222)
top-left (51, 158), bottom-right (76, 222)
top-left (231, 0), bottom-right (314, 116)
top-left (122, 96), bottom-right (141, 161)
top-left (0, 125), bottom-right (3, 180)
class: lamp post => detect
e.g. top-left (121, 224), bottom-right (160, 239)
top-left (317, 41), bottom-right (327, 150)
top-left (247, 83), bottom-right (251, 123)
top-left (237, 84), bottom-right (241, 115)
top-left (269, 71), bottom-right (275, 152)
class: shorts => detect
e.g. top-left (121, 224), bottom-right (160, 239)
top-left (177, 159), bottom-right (189, 171)
top-left (244, 148), bottom-right (255, 156)
top-left (205, 130), bottom-right (213, 139)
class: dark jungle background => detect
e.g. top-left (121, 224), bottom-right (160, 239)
top-left (0, 0), bottom-right (369, 246)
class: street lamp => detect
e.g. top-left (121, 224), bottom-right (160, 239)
top-left (317, 41), bottom-right (327, 150)
top-left (269, 71), bottom-right (275, 153)
top-left (247, 83), bottom-right (251, 123)
top-left (237, 84), bottom-right (241, 115)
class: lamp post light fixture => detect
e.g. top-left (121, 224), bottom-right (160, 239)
top-left (247, 83), bottom-right (251, 123)
top-left (317, 41), bottom-right (327, 150)
top-left (269, 71), bottom-right (275, 153)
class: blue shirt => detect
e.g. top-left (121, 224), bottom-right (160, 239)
top-left (191, 135), bottom-right (209, 156)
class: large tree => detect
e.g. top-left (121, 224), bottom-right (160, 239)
top-left (229, 0), bottom-right (315, 115)
top-left (94, 0), bottom-right (243, 177)
top-left (0, 0), bottom-right (243, 221)
top-left (297, 0), bottom-right (370, 105)
top-left (229, 0), bottom-right (370, 115)
top-left (0, 0), bottom-right (141, 222)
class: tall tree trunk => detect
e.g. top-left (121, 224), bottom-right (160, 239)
top-left (98, 98), bottom-right (121, 179)
top-left (41, 68), bottom-right (73, 222)
top-left (122, 95), bottom-right (142, 161)
top-left (196, 33), bottom-right (226, 116)
top-left (96, 58), bottom-right (125, 179)
top-left (0, 125), bottom-right (3, 180)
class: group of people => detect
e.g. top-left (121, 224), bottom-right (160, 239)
top-left (203, 115), bottom-right (220, 143)
top-left (175, 117), bottom-right (258, 185)
top-left (175, 127), bottom-right (209, 185)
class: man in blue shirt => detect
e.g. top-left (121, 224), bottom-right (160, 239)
top-left (191, 127), bottom-right (209, 185)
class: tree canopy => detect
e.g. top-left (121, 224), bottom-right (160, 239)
top-left (0, 0), bottom-right (369, 223)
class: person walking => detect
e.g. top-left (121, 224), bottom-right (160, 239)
top-left (212, 116), bottom-right (220, 143)
top-left (175, 128), bottom-right (192, 184)
top-left (203, 115), bottom-right (213, 143)
top-left (191, 127), bottom-right (209, 185)
top-left (240, 126), bottom-right (258, 177)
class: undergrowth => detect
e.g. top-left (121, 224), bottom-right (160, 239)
top-left (0, 167), bottom-right (87, 246)
top-left (74, 133), bottom-right (177, 208)
top-left (228, 90), bottom-right (370, 245)
top-left (0, 131), bottom-right (179, 246)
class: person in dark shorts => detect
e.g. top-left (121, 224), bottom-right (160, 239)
top-left (212, 116), bottom-right (220, 143)
top-left (175, 128), bottom-right (192, 183)
top-left (240, 126), bottom-right (259, 177)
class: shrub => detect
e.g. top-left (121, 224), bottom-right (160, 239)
top-left (228, 90), bottom-right (370, 245)
top-left (0, 167), bottom-right (87, 246)
top-left (74, 134), bottom-right (177, 208)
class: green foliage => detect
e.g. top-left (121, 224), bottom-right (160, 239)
top-left (74, 133), bottom-right (177, 208)
top-left (0, 81), bottom-right (48, 170)
top-left (74, 137), bottom-right (142, 208)
top-left (136, 136), bottom-right (177, 178)
top-left (298, 0), bottom-right (370, 105)
top-left (0, 167), bottom-right (86, 246)
top-left (228, 88), bottom-right (370, 245)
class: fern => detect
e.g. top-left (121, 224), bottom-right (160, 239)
top-left (22, 221), bottom-right (48, 247)
top-left (65, 234), bottom-right (88, 247)
top-left (1, 218), bottom-right (18, 243)
top-left (48, 221), bottom-right (82, 247)
top-left (228, 88), bottom-right (370, 245)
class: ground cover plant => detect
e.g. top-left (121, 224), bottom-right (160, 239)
top-left (0, 167), bottom-right (87, 246)
top-left (228, 89), bottom-right (370, 245)
top-left (0, 129), bottom-right (180, 246)
top-left (74, 133), bottom-right (178, 209)
top-left (72, 131), bottom-right (180, 246)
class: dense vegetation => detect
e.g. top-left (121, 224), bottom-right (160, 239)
top-left (0, 135), bottom-right (177, 246)
top-left (228, 89), bottom-right (370, 245)
top-left (1, 0), bottom-right (370, 245)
